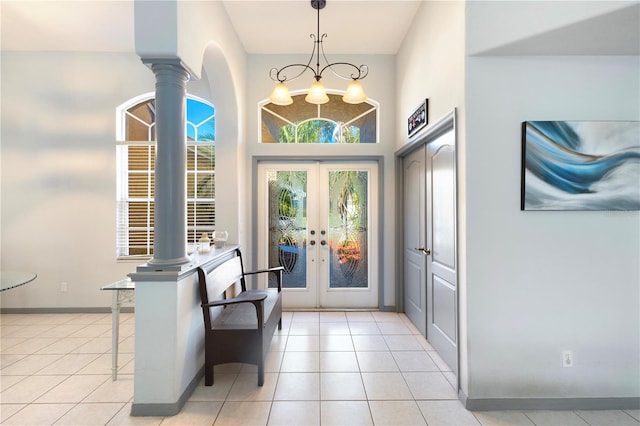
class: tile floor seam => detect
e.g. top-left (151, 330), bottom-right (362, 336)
top-left (573, 410), bottom-right (592, 426)
top-left (3, 400), bottom-right (78, 425)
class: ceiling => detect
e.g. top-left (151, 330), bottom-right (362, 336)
top-left (0, 0), bottom-right (421, 55)
top-left (221, 1), bottom-right (421, 55)
top-left (0, 1), bottom-right (637, 55)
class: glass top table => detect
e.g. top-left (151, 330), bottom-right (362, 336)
top-left (101, 277), bottom-right (135, 380)
top-left (1, 271), bottom-right (37, 291)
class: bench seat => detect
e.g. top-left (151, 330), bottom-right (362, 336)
top-left (212, 289), bottom-right (280, 330)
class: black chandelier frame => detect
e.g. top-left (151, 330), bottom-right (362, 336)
top-left (269, 0), bottom-right (369, 85)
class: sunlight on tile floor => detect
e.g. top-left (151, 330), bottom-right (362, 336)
top-left (1, 311), bottom-right (638, 425)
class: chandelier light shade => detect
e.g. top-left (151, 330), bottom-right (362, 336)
top-left (305, 80), bottom-right (330, 104)
top-left (342, 80), bottom-right (367, 104)
top-left (269, 0), bottom-right (369, 105)
top-left (269, 82), bottom-right (294, 105)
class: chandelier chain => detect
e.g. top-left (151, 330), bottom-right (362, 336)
top-left (269, 0), bottom-right (369, 84)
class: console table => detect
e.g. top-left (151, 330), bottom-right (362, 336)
top-left (101, 278), bottom-right (135, 380)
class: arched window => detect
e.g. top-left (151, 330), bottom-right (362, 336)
top-left (260, 93), bottom-right (378, 143)
top-left (116, 94), bottom-right (215, 258)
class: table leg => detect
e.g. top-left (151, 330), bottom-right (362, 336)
top-left (111, 290), bottom-right (120, 381)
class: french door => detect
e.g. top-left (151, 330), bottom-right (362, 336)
top-left (257, 161), bottom-right (378, 309)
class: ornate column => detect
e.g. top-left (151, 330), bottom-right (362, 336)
top-left (145, 60), bottom-right (191, 268)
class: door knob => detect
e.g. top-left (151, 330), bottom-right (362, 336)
top-left (310, 240), bottom-right (316, 246)
top-left (320, 240), bottom-right (327, 246)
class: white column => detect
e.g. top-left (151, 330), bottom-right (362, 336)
top-left (147, 60), bottom-right (190, 267)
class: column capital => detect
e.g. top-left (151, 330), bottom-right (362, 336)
top-left (140, 57), bottom-right (194, 80)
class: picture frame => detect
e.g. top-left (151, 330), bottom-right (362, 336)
top-left (521, 120), bottom-right (640, 211)
top-left (408, 99), bottom-right (429, 137)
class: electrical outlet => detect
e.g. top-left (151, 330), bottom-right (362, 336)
top-left (562, 350), bottom-right (573, 367)
top-left (60, 282), bottom-right (68, 292)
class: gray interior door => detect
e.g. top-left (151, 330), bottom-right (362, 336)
top-left (426, 129), bottom-right (458, 375)
top-left (403, 148), bottom-right (427, 336)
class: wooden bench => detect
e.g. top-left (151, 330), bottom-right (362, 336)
top-left (197, 248), bottom-right (283, 386)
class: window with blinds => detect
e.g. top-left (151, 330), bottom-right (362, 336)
top-left (116, 95), bottom-right (215, 258)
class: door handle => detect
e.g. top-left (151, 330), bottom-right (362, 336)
top-left (310, 240), bottom-right (316, 246)
top-left (320, 240), bottom-right (327, 246)
top-left (414, 247), bottom-right (431, 256)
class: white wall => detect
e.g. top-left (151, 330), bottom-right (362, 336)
top-left (395, 0), bottom-right (467, 391)
top-left (466, 0), bottom-right (638, 55)
top-left (136, 0), bottom-right (249, 251)
top-left (463, 0), bottom-right (640, 402)
top-left (396, 0), bottom-right (640, 403)
top-left (1, 51), bottom-right (155, 309)
top-left (396, 1), bottom-right (466, 148)
top-left (173, 0), bottom-right (250, 250)
top-left (1, 1), bottom-right (248, 310)
top-left (465, 54), bottom-right (640, 399)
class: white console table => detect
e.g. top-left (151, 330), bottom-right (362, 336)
top-left (101, 278), bottom-right (135, 380)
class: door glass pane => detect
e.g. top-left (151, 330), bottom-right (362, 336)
top-left (328, 171), bottom-right (368, 288)
top-left (268, 171), bottom-right (307, 289)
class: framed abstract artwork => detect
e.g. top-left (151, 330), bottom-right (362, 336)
top-left (521, 120), bottom-right (640, 211)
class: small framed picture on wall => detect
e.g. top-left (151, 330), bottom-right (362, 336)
top-left (408, 99), bottom-right (429, 138)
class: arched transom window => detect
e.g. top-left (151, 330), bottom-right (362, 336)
top-left (261, 93), bottom-right (378, 143)
top-left (116, 94), bottom-right (215, 258)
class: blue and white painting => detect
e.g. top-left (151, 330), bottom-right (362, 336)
top-left (521, 121), bottom-right (640, 210)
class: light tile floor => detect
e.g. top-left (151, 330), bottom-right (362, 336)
top-left (1, 311), bottom-right (639, 425)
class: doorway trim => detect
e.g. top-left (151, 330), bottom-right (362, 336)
top-left (394, 108), bottom-right (459, 383)
top-left (251, 155), bottom-right (385, 311)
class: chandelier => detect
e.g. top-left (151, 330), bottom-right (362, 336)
top-left (268, 0), bottom-right (369, 106)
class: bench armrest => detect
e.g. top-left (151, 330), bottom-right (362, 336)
top-left (244, 266), bottom-right (284, 292)
top-left (202, 292), bottom-right (267, 309)
top-left (202, 293), bottom-right (267, 328)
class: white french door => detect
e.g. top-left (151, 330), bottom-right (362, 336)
top-left (257, 161), bottom-right (378, 309)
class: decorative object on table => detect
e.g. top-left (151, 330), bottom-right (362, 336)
top-left (268, 0), bottom-right (369, 106)
top-left (408, 99), bottom-right (429, 137)
top-left (521, 120), bottom-right (640, 211)
top-left (199, 232), bottom-right (211, 253)
top-left (213, 230), bottom-right (228, 248)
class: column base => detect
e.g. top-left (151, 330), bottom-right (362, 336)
top-left (136, 256), bottom-right (192, 273)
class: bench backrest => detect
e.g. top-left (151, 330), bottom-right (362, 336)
top-left (197, 249), bottom-right (248, 329)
